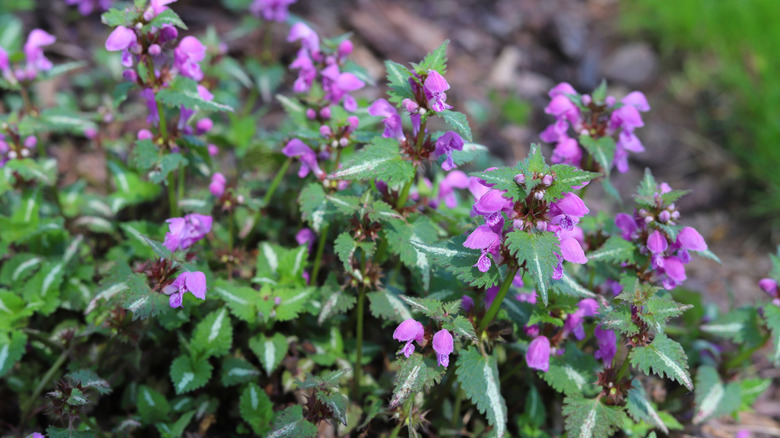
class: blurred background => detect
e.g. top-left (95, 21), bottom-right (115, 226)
top-left (2, 0), bottom-right (780, 313)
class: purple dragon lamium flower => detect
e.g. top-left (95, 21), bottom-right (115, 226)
top-left (424, 69), bottom-right (451, 112)
top-left (21, 29), bottom-right (56, 79)
top-left (164, 271), bottom-right (207, 308)
top-left (296, 228), bottom-right (316, 251)
top-left (321, 64), bottom-right (364, 111)
top-left (106, 26), bottom-right (138, 67)
top-left (288, 22), bottom-right (320, 54)
top-left (759, 278), bottom-right (780, 306)
top-left (174, 36), bottom-right (207, 81)
top-left (144, 0), bottom-right (176, 20)
top-left (393, 319), bottom-right (425, 358)
top-left (368, 99), bottom-right (405, 140)
top-left (434, 131), bottom-right (464, 171)
top-left (209, 173), bottom-right (226, 198)
top-left (163, 214), bottom-right (213, 252)
top-left (594, 325), bottom-right (617, 367)
top-left (250, 0), bottom-right (296, 22)
top-left (564, 298), bottom-right (599, 340)
top-left (526, 336), bottom-right (551, 372)
top-left (435, 170), bottom-right (469, 209)
top-left (464, 225), bottom-right (502, 272)
top-left (282, 139), bottom-right (324, 179)
top-left (432, 329), bottom-right (454, 367)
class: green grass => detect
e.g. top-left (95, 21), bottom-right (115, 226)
top-left (622, 0), bottom-right (780, 217)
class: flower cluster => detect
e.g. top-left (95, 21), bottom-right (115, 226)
top-left (615, 182), bottom-right (707, 290)
top-left (0, 131), bottom-right (37, 167)
top-left (540, 82), bottom-right (650, 173)
top-left (250, 0), bottom-right (296, 22)
top-left (464, 172), bottom-right (589, 276)
top-left (392, 319), bottom-right (454, 367)
top-left (105, 1), bottom-right (215, 138)
top-left (64, 0), bottom-right (112, 15)
top-left (0, 29), bottom-right (56, 83)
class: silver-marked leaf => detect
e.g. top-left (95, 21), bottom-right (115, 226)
top-left (249, 332), bottom-right (288, 376)
top-left (170, 355), bottom-right (212, 394)
top-left (239, 382), bottom-right (273, 436)
top-left (455, 348), bottom-right (507, 437)
top-left (191, 308), bottom-right (233, 359)
top-left (630, 333), bottom-right (693, 390)
top-left (627, 379), bottom-right (668, 434)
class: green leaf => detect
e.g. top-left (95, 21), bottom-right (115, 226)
top-left (764, 305), bottom-right (780, 366)
top-left (384, 60), bottom-right (415, 104)
top-left (239, 383), bottom-right (273, 436)
top-left (630, 333), bottom-right (693, 390)
top-left (587, 236), bottom-right (636, 264)
top-left (274, 288), bottom-right (316, 322)
top-left (331, 137), bottom-right (414, 187)
top-left (636, 168), bottom-right (658, 198)
top-left (639, 295), bottom-right (692, 331)
top-left (149, 153), bottom-right (187, 185)
top-left (221, 357), bottom-right (261, 387)
top-left (267, 405), bottom-right (317, 438)
top-left (385, 216), bottom-right (437, 290)
top-left (443, 315), bottom-right (477, 342)
top-left (390, 354), bottom-right (445, 408)
top-left (213, 280), bottom-right (259, 323)
top-left (599, 304), bottom-right (639, 336)
top-left (693, 365), bottom-right (741, 424)
top-left (552, 271), bottom-right (598, 298)
top-left (157, 410), bottom-right (196, 438)
top-left (470, 165), bottom-right (525, 200)
top-left (170, 355), bottom-right (213, 394)
top-left (562, 396), bottom-right (627, 438)
top-left (440, 110), bottom-right (472, 142)
top-left (157, 77), bottom-right (233, 113)
top-left (579, 134), bottom-right (615, 175)
top-left (130, 139), bottom-right (159, 171)
top-left (66, 370), bottom-right (111, 395)
top-left (138, 385), bottom-right (171, 424)
top-left (448, 142), bottom-right (488, 167)
top-left (505, 231), bottom-right (560, 306)
top-left (146, 8), bottom-right (188, 30)
top-left (367, 289), bottom-right (413, 323)
top-left (113, 81), bottom-right (135, 107)
top-left (249, 332), bottom-right (288, 376)
top-left (546, 164), bottom-right (600, 201)
top-left (318, 285), bottom-right (357, 324)
top-left (540, 342), bottom-right (598, 396)
top-left (298, 183), bottom-right (359, 232)
top-left (20, 108), bottom-right (97, 135)
top-left (0, 331), bottom-right (27, 378)
top-left (415, 40), bottom-right (449, 74)
top-left (700, 307), bottom-right (762, 347)
top-left (626, 379), bottom-right (668, 434)
top-left (411, 234), bottom-right (502, 289)
top-left (101, 7), bottom-right (138, 26)
top-left (333, 232), bottom-right (375, 279)
top-left (317, 391), bottom-right (349, 426)
top-left (400, 295), bottom-right (448, 321)
top-left (455, 348), bottom-right (507, 437)
top-left (191, 308), bottom-right (233, 359)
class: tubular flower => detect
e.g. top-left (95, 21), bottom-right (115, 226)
top-left (393, 319), bottom-right (425, 358)
top-left (432, 329), bottom-right (454, 367)
top-left (163, 271), bottom-right (207, 308)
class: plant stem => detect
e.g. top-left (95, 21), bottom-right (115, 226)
top-left (167, 172), bottom-right (177, 217)
top-left (395, 179), bottom-right (413, 209)
top-left (19, 346), bottom-right (70, 428)
top-left (725, 333), bottom-right (770, 369)
top-left (478, 265), bottom-right (520, 333)
top-left (354, 285), bottom-right (366, 401)
top-left (263, 157), bottom-right (292, 206)
top-left (452, 386), bottom-right (464, 429)
top-left (388, 421), bottom-right (404, 438)
top-left (177, 163), bottom-right (185, 205)
top-left (311, 225), bottom-right (329, 284)
top-left (615, 353), bottom-right (632, 382)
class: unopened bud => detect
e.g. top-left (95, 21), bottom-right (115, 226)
top-left (274, 296), bottom-right (282, 305)
top-left (236, 194), bottom-right (244, 204)
top-left (419, 108), bottom-right (427, 116)
top-left (536, 221), bottom-right (547, 232)
top-left (582, 94), bottom-right (592, 106)
top-left (339, 137), bottom-right (349, 147)
top-left (319, 107), bottom-right (331, 119)
top-left (319, 125), bottom-right (331, 138)
top-left (534, 190), bottom-right (545, 200)
top-left (639, 209), bottom-right (648, 216)
top-left (513, 219), bottom-right (524, 230)
top-left (644, 216), bottom-right (654, 224)
top-left (148, 44), bottom-right (161, 56)
top-left (331, 140), bottom-right (338, 149)
top-left (541, 174), bottom-right (553, 186)
top-left (514, 174), bottom-right (525, 185)
top-left (20, 148), bottom-right (30, 158)
top-left (306, 108), bottom-right (316, 120)
top-left (658, 210), bottom-right (670, 223)
top-left (8, 150), bottom-right (17, 160)
top-left (671, 211), bottom-right (680, 220)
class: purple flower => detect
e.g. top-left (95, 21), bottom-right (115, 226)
top-left (144, 0), bottom-right (176, 20)
top-left (368, 99), bottom-right (404, 140)
top-left (296, 228), bottom-right (316, 251)
top-left (564, 298), bottom-right (599, 340)
top-left (163, 271), bottom-right (207, 308)
top-left (175, 36), bottom-right (207, 81)
top-left (424, 69), bottom-right (451, 112)
top-left (282, 139), bottom-right (324, 179)
top-left (436, 170), bottom-right (469, 208)
top-left (65, 0), bottom-right (113, 15)
top-left (676, 227), bottom-right (707, 251)
top-left (594, 325), bottom-right (617, 367)
top-left (551, 136), bottom-right (582, 167)
top-left (163, 214), bottom-right (213, 252)
top-left (432, 329), bottom-right (454, 367)
top-left (393, 319), bottom-right (425, 358)
top-left (434, 131), bottom-right (464, 171)
top-left (615, 213), bottom-right (638, 240)
top-left (461, 295), bottom-right (474, 312)
top-left (463, 225), bottom-right (501, 272)
top-left (250, 0), bottom-right (296, 22)
top-left (23, 29), bottom-right (56, 77)
top-left (288, 22), bottom-right (320, 54)
top-left (526, 336), bottom-right (551, 372)
top-left (760, 278), bottom-right (778, 297)
top-left (209, 173), bottom-right (226, 198)
top-left (321, 64), bottom-right (364, 111)
top-left (0, 47), bottom-right (9, 77)
top-left (105, 26), bottom-right (136, 52)
top-left (647, 230), bottom-right (668, 254)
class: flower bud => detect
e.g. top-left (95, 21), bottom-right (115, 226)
top-left (24, 136), bottom-right (37, 149)
top-left (137, 129), bottom-right (153, 140)
top-left (319, 107), bottom-right (331, 120)
top-left (581, 94), bottom-right (592, 106)
top-left (196, 118), bottom-right (213, 134)
top-left (644, 216), bottom-right (654, 224)
top-left (274, 296), bottom-right (282, 305)
top-left (8, 150), bottom-right (17, 160)
top-left (208, 144), bottom-right (219, 156)
top-left (534, 190), bottom-right (545, 200)
top-left (536, 221), bottom-right (547, 232)
top-left (319, 125), bottom-right (331, 138)
top-left (658, 210), bottom-right (670, 223)
top-left (514, 174), bottom-right (525, 184)
top-left (541, 174), bottom-right (553, 186)
top-left (20, 148), bottom-right (30, 158)
top-left (331, 140), bottom-right (338, 149)
top-left (306, 108), bottom-right (316, 120)
top-left (337, 39), bottom-right (353, 58)
top-left (339, 137), bottom-right (349, 147)
top-left (122, 69), bottom-right (137, 82)
top-left (148, 44), bottom-right (161, 56)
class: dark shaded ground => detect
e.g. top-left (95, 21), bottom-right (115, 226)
top-left (16, 0), bottom-right (780, 435)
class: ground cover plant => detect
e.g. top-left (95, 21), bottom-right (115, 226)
top-left (1, 1), bottom-right (779, 437)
